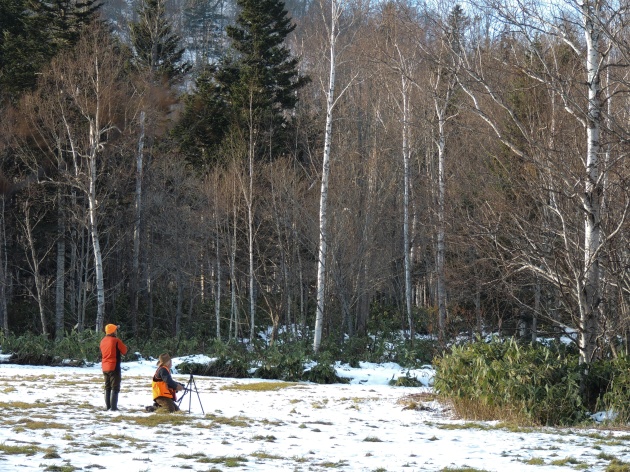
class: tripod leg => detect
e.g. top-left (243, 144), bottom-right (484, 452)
top-left (191, 377), bottom-right (205, 415)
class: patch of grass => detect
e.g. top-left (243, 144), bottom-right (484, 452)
top-left (203, 455), bottom-right (248, 467)
top-left (42, 466), bottom-right (79, 472)
top-left (363, 436), bottom-right (383, 442)
top-left (599, 452), bottom-right (618, 461)
top-left (12, 419), bottom-right (70, 430)
top-left (204, 413), bottom-right (250, 427)
top-left (175, 452), bottom-right (206, 460)
top-left (112, 413), bottom-right (192, 427)
top-left (98, 434), bottom-right (148, 447)
top-left (0, 401), bottom-right (49, 410)
top-left (317, 460), bottom-right (349, 468)
top-left (43, 450), bottom-right (61, 459)
top-left (85, 441), bottom-right (121, 449)
top-left (522, 457), bottom-right (545, 465)
top-left (550, 457), bottom-right (583, 466)
top-left (0, 443), bottom-right (44, 456)
top-left (440, 468), bottom-right (491, 472)
top-left (437, 423), bottom-right (492, 431)
top-left (220, 382), bottom-right (298, 391)
top-left (252, 435), bottom-right (276, 442)
top-left (250, 451), bottom-right (284, 460)
top-left (607, 459), bottom-right (630, 472)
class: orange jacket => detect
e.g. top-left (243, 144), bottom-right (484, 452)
top-left (152, 366), bottom-right (177, 400)
top-left (100, 335), bottom-right (128, 372)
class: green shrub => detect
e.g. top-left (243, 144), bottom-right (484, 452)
top-left (302, 355), bottom-right (349, 384)
top-left (597, 357), bottom-right (630, 423)
top-left (434, 337), bottom-right (586, 426)
top-left (178, 355), bottom-right (250, 378)
top-left (389, 372), bottom-right (423, 387)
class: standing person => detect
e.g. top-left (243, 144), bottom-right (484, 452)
top-left (100, 324), bottom-right (128, 411)
top-left (151, 353), bottom-right (184, 412)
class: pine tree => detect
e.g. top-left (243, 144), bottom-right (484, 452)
top-left (39, 0), bottom-right (102, 51)
top-left (174, 0), bottom-right (308, 167)
top-left (225, 0), bottom-right (308, 123)
top-left (0, 0), bottom-right (101, 104)
top-left (0, 0), bottom-right (46, 102)
top-left (183, 0), bottom-right (227, 68)
top-left (129, 0), bottom-right (191, 82)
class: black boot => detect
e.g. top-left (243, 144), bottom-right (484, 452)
top-left (110, 390), bottom-right (119, 411)
top-left (105, 389), bottom-right (111, 410)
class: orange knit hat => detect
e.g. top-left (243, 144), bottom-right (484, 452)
top-left (104, 324), bottom-right (118, 335)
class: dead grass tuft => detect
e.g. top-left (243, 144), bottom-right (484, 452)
top-left (220, 381), bottom-right (298, 392)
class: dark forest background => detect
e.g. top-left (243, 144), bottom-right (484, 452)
top-left (1, 0), bottom-right (630, 366)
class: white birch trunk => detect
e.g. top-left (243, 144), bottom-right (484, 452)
top-left (436, 105), bottom-right (447, 342)
top-left (401, 74), bottom-right (414, 340)
top-left (0, 197), bottom-right (6, 333)
top-left (22, 203), bottom-right (48, 336)
top-left (313, 0), bottom-right (339, 353)
top-left (131, 110), bottom-right (145, 336)
top-left (88, 121), bottom-right (106, 332)
top-left (580, 1), bottom-right (602, 364)
top-left (55, 190), bottom-right (65, 340)
top-left (214, 177), bottom-right (222, 339)
top-left (248, 98), bottom-right (256, 343)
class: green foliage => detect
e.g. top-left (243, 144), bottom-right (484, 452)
top-left (607, 459), bottom-right (630, 472)
top-left (128, 0), bottom-right (190, 81)
top-left (303, 355), bottom-right (349, 384)
top-left (434, 338), bottom-right (586, 426)
top-left (178, 355), bottom-right (250, 378)
top-left (254, 350), bottom-right (305, 382)
top-left (173, 0), bottom-right (308, 168)
top-left (597, 356), bottom-right (630, 423)
top-left (389, 372), bottom-right (423, 387)
top-left (0, 0), bottom-right (101, 103)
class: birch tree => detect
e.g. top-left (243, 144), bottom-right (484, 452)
top-left (454, 0), bottom-right (630, 362)
top-left (313, 0), bottom-right (344, 353)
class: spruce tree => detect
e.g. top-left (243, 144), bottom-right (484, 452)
top-left (174, 0), bottom-right (308, 167)
top-left (224, 0), bottom-right (308, 124)
top-left (0, 0), bottom-right (101, 104)
top-left (0, 0), bottom-right (46, 102)
top-left (39, 0), bottom-right (102, 51)
top-left (129, 0), bottom-right (191, 82)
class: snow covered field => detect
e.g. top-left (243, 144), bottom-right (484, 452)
top-left (0, 356), bottom-right (629, 471)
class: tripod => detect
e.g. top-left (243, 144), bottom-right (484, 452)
top-left (176, 373), bottom-right (205, 414)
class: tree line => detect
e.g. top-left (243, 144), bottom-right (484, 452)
top-left (1, 0), bottom-right (629, 364)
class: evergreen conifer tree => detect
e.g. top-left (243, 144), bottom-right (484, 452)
top-left (0, 0), bottom-right (101, 104)
top-left (174, 0), bottom-right (308, 167)
top-left (39, 0), bottom-right (102, 51)
top-left (0, 0), bottom-right (46, 102)
top-left (129, 0), bottom-right (191, 82)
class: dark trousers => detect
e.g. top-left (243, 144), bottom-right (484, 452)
top-left (154, 396), bottom-right (180, 412)
top-left (103, 370), bottom-right (121, 391)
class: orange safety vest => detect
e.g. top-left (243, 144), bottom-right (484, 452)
top-left (152, 366), bottom-right (176, 400)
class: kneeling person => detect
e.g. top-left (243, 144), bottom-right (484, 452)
top-left (152, 353), bottom-right (184, 412)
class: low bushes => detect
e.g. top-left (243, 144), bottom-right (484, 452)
top-left (434, 337), bottom-right (630, 426)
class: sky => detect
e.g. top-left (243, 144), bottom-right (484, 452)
top-left (0, 354), bottom-right (629, 471)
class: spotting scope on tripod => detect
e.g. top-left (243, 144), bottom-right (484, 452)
top-left (176, 373), bottom-right (205, 414)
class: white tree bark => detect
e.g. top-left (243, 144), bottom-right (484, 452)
top-left (0, 197), bottom-right (6, 333)
top-left (131, 110), bottom-right (145, 336)
top-left (313, 0), bottom-right (340, 353)
top-left (55, 189), bottom-right (65, 340)
top-left (401, 73), bottom-right (414, 340)
top-left (579, 0), bottom-right (602, 363)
